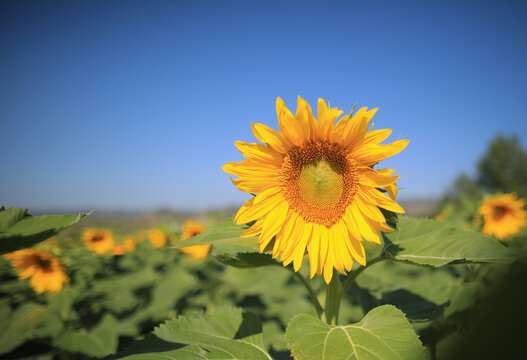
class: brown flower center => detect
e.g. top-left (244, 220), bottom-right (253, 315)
top-left (280, 141), bottom-right (358, 227)
top-left (90, 235), bottom-right (105, 242)
top-left (34, 255), bottom-right (53, 271)
top-left (493, 205), bottom-right (509, 221)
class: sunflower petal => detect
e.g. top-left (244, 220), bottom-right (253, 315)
top-left (352, 139), bottom-right (409, 166)
top-left (251, 122), bottom-right (291, 153)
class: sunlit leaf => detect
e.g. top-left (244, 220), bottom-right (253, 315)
top-left (0, 207), bottom-right (90, 254)
top-left (174, 217), bottom-right (275, 268)
top-left (384, 216), bottom-right (516, 266)
top-left (286, 305), bottom-right (426, 360)
top-left (110, 307), bottom-right (272, 359)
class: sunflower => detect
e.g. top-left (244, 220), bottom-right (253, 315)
top-left (4, 249), bottom-right (69, 293)
top-left (480, 193), bottom-right (526, 240)
top-left (82, 228), bottom-right (114, 254)
top-left (148, 229), bottom-right (167, 248)
top-left (223, 96), bottom-right (408, 283)
top-left (122, 236), bottom-right (136, 252)
top-left (178, 220), bottom-right (210, 259)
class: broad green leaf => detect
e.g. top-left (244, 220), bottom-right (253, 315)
top-left (0, 302), bottom-right (46, 355)
top-left (211, 244), bottom-right (278, 268)
top-left (111, 307), bottom-right (272, 359)
top-left (0, 207), bottom-right (90, 254)
top-left (384, 216), bottom-right (516, 266)
top-left (350, 261), bottom-right (455, 321)
top-left (174, 217), bottom-right (276, 268)
top-left (54, 313), bottom-right (120, 357)
top-left (286, 305), bottom-right (426, 360)
top-left (174, 217), bottom-right (258, 249)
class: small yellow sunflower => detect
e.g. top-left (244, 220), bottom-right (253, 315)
top-left (122, 236), bottom-right (136, 252)
top-left (82, 228), bottom-right (114, 254)
top-left (4, 249), bottom-right (69, 293)
top-left (112, 245), bottom-right (125, 256)
top-left (148, 229), bottom-right (167, 248)
top-left (223, 96), bottom-right (408, 283)
top-left (178, 220), bottom-right (210, 259)
top-left (480, 193), bottom-right (526, 240)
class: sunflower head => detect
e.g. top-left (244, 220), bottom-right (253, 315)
top-left (223, 96), bottom-right (408, 283)
top-left (122, 236), bottom-right (136, 252)
top-left (178, 220), bottom-right (210, 259)
top-left (480, 193), bottom-right (526, 240)
top-left (4, 249), bottom-right (69, 293)
top-left (82, 228), bottom-right (114, 254)
top-left (148, 229), bottom-right (167, 248)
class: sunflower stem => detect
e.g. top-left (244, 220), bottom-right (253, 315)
top-left (324, 270), bottom-right (342, 325)
top-left (289, 268), bottom-right (324, 319)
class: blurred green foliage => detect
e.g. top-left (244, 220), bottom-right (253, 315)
top-left (478, 135), bottom-right (527, 198)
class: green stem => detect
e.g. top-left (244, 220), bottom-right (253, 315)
top-left (290, 268), bottom-right (324, 319)
top-left (324, 270), bottom-right (341, 325)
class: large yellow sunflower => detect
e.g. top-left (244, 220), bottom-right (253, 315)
top-left (480, 193), bottom-right (526, 240)
top-left (223, 96), bottom-right (408, 283)
top-left (178, 220), bottom-right (210, 259)
top-left (4, 249), bottom-right (69, 293)
top-left (83, 228), bottom-right (114, 254)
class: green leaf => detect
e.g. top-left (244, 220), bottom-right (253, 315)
top-left (286, 305), bottom-right (426, 360)
top-left (174, 217), bottom-right (276, 268)
top-left (384, 216), bottom-right (516, 266)
top-left (211, 244), bottom-right (278, 268)
top-left (0, 207), bottom-right (90, 254)
top-left (54, 313), bottom-right (120, 357)
top-left (0, 302), bottom-right (46, 355)
top-left (110, 307), bottom-right (272, 359)
top-left (174, 217), bottom-right (258, 249)
top-left (350, 261), bottom-right (455, 321)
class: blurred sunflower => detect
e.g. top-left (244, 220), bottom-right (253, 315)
top-left (82, 228), bottom-right (114, 254)
top-left (480, 193), bottom-right (526, 239)
top-left (223, 96), bottom-right (408, 283)
top-left (112, 245), bottom-right (125, 256)
top-left (4, 249), bottom-right (69, 293)
top-left (148, 229), bottom-right (167, 248)
top-left (122, 236), bottom-right (136, 252)
top-left (178, 220), bottom-right (210, 259)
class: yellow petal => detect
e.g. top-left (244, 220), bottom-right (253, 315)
top-left (251, 122), bottom-right (291, 153)
top-left (241, 217), bottom-right (265, 237)
top-left (258, 201), bottom-right (289, 252)
top-left (234, 187), bottom-right (282, 224)
top-left (385, 183), bottom-right (398, 200)
top-left (292, 221), bottom-right (312, 272)
top-left (361, 186), bottom-right (406, 214)
top-left (307, 223), bottom-right (320, 278)
top-left (351, 139), bottom-right (409, 166)
top-left (277, 97), bottom-right (302, 146)
top-left (235, 141), bottom-right (283, 164)
top-left (358, 166), bottom-right (399, 187)
top-left (362, 128), bottom-right (392, 145)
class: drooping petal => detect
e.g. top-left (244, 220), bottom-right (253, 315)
top-left (351, 139), bottom-right (409, 166)
top-left (361, 186), bottom-right (406, 214)
top-left (358, 166), bottom-right (399, 187)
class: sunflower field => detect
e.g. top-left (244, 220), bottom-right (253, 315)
top-left (2, 98), bottom-right (527, 360)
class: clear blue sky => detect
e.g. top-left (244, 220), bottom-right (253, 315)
top-left (1, 0), bottom-right (526, 211)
